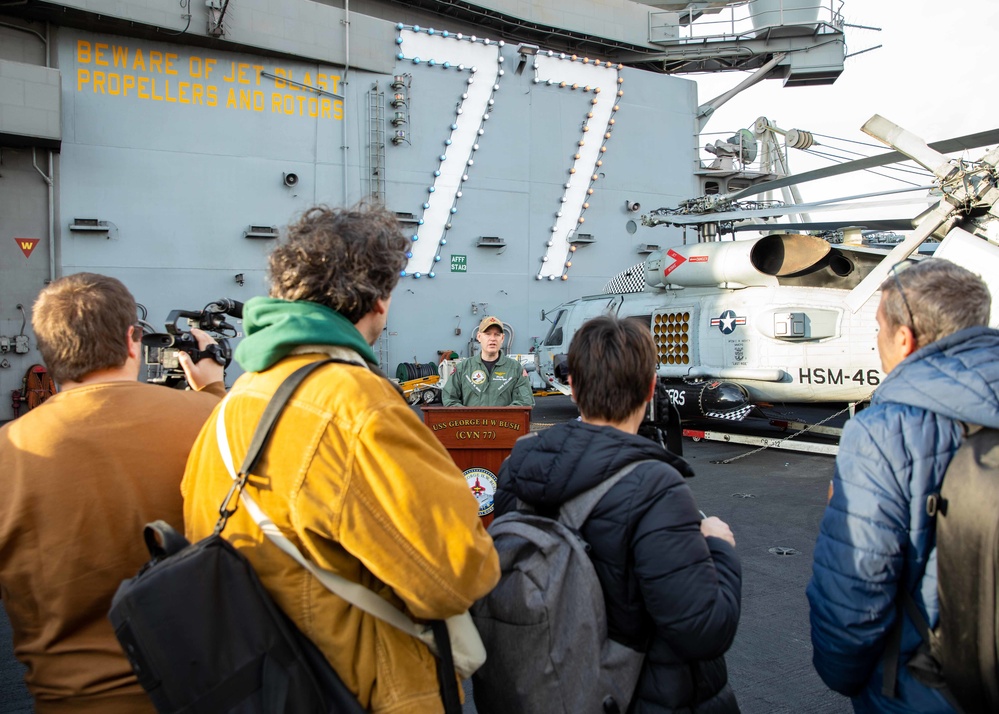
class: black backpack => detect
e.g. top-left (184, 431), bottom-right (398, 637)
top-left (109, 359), bottom-right (462, 714)
top-left (110, 520), bottom-right (365, 714)
top-left (885, 423), bottom-right (999, 714)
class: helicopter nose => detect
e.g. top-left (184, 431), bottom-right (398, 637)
top-left (655, 380), bottom-right (753, 422)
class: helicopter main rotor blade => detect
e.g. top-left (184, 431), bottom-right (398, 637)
top-left (843, 115), bottom-right (999, 312)
top-left (844, 199), bottom-right (959, 313)
top-left (862, 115), bottom-right (956, 180)
top-left (731, 218), bottom-right (917, 232)
top-left (656, 196), bottom-right (935, 226)
top-left (727, 127), bottom-right (999, 201)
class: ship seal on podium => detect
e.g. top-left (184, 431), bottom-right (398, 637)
top-left (463, 467), bottom-right (498, 517)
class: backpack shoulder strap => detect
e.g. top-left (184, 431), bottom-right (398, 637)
top-left (213, 358), bottom-right (343, 534)
top-left (238, 358), bottom-right (344, 476)
top-left (213, 363), bottom-right (444, 643)
top-left (560, 459), bottom-right (660, 531)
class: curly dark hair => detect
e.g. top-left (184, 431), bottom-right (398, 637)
top-left (268, 203), bottom-right (409, 323)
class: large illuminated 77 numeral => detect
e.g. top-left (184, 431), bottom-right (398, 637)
top-left (395, 27), bottom-right (503, 279)
top-left (396, 29), bottom-right (622, 280)
top-left (531, 53), bottom-right (622, 281)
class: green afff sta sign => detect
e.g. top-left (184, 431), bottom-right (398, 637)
top-left (451, 254), bottom-right (467, 273)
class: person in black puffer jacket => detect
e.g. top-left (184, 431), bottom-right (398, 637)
top-left (494, 315), bottom-right (742, 713)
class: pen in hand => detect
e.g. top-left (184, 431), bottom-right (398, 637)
top-left (699, 512), bottom-right (736, 547)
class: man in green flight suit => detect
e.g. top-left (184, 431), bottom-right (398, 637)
top-left (442, 315), bottom-right (535, 407)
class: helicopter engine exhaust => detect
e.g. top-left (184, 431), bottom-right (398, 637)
top-left (654, 379), bottom-right (753, 423)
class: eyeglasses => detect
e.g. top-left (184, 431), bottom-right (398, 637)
top-left (888, 262), bottom-right (915, 331)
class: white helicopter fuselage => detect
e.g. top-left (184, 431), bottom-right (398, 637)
top-left (537, 233), bottom-right (897, 413)
top-left (538, 283), bottom-right (884, 405)
top-left (537, 221), bottom-right (999, 416)
top-left (658, 285), bottom-right (882, 403)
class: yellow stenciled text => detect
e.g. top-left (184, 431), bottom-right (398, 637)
top-left (75, 40), bottom-right (342, 120)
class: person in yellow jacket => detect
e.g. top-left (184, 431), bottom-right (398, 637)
top-left (182, 203), bottom-right (500, 714)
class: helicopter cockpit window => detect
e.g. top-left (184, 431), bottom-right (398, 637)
top-left (543, 310), bottom-right (568, 346)
top-left (627, 315), bottom-right (653, 332)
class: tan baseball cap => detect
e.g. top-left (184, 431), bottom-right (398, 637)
top-left (478, 316), bottom-right (505, 333)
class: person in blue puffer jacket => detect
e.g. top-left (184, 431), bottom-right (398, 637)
top-left (807, 258), bottom-right (999, 713)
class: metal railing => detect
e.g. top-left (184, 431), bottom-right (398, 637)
top-left (649, 0), bottom-right (844, 45)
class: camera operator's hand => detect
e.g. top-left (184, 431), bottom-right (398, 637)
top-left (700, 516), bottom-right (736, 548)
top-left (177, 328), bottom-right (225, 391)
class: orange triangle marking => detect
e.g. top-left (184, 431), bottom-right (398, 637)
top-left (15, 238), bottom-right (40, 259)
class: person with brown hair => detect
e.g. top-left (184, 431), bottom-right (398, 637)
top-left (181, 203), bottom-right (499, 713)
top-left (442, 315), bottom-right (534, 407)
top-left (493, 314), bottom-right (742, 713)
top-left (0, 272), bottom-right (224, 714)
top-left (808, 258), bottom-right (999, 713)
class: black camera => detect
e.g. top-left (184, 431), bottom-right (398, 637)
top-left (638, 378), bottom-right (684, 456)
top-left (142, 299), bottom-right (243, 388)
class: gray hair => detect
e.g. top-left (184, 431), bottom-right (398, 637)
top-left (879, 258), bottom-right (991, 349)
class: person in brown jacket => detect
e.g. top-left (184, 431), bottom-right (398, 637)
top-left (0, 273), bottom-right (225, 714)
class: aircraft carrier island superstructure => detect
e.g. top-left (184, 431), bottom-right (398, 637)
top-left (0, 0), bottom-right (847, 417)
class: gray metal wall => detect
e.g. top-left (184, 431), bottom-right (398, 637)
top-left (0, 6), bottom-right (696, 419)
top-left (1, 22), bottom-right (57, 417)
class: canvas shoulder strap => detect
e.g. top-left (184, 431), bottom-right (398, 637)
top-left (237, 358), bottom-right (341, 477)
top-left (212, 358), bottom-right (340, 534)
top-left (559, 460), bottom-right (660, 531)
top-left (215, 359), bottom-right (467, 713)
top-left (214, 357), bottom-right (427, 638)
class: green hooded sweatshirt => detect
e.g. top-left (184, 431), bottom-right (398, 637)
top-left (234, 297), bottom-right (377, 374)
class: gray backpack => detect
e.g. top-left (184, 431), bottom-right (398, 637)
top-left (471, 461), bottom-right (651, 714)
top-left (884, 424), bottom-right (999, 714)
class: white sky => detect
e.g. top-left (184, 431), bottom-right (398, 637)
top-left (689, 0), bottom-right (999, 218)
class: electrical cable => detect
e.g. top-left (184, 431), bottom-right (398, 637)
top-left (799, 147), bottom-right (932, 178)
top-left (796, 148), bottom-right (932, 187)
top-left (157, 0), bottom-right (192, 36)
top-left (810, 132), bottom-right (893, 151)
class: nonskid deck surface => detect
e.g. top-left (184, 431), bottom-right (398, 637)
top-left (449, 396), bottom-right (849, 712)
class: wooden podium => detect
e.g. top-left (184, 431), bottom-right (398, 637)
top-left (422, 405), bottom-right (532, 526)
